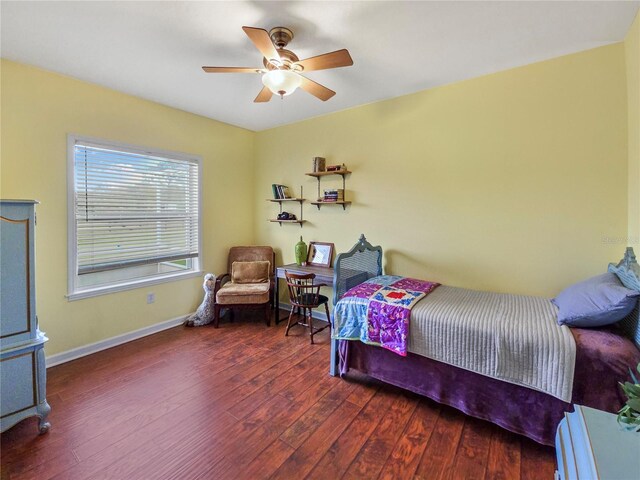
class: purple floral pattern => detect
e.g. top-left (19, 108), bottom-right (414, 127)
top-left (343, 281), bottom-right (383, 299)
top-left (368, 301), bottom-right (412, 355)
top-left (392, 278), bottom-right (440, 294)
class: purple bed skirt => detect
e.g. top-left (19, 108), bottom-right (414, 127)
top-left (340, 325), bottom-right (640, 446)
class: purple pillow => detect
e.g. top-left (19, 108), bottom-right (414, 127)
top-left (552, 273), bottom-right (639, 327)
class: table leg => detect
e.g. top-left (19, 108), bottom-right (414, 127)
top-left (274, 274), bottom-right (288, 324)
top-left (275, 275), bottom-right (280, 318)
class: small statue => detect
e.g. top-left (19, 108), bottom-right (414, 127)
top-left (184, 273), bottom-right (216, 327)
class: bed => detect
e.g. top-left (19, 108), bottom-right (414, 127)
top-left (329, 235), bottom-right (640, 446)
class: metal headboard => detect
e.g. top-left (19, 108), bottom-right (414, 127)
top-left (608, 247), bottom-right (640, 349)
top-left (332, 234), bottom-right (383, 306)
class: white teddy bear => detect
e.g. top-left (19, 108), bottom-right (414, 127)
top-left (184, 273), bottom-right (216, 327)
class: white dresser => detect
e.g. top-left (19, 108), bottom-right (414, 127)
top-left (1, 200), bottom-right (50, 434)
top-left (556, 405), bottom-right (640, 479)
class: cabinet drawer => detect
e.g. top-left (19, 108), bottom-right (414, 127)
top-left (0, 351), bottom-right (36, 418)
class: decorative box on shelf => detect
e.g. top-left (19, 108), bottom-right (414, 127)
top-left (555, 405), bottom-right (639, 480)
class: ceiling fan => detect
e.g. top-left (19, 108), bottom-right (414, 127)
top-left (202, 26), bottom-right (353, 102)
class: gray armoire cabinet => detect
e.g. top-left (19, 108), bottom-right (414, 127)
top-left (1, 200), bottom-right (50, 434)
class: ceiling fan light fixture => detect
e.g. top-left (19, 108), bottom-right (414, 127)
top-left (261, 69), bottom-right (301, 97)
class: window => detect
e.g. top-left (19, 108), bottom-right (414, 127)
top-left (67, 135), bottom-right (202, 300)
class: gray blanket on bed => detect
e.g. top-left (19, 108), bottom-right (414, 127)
top-left (408, 286), bottom-right (577, 402)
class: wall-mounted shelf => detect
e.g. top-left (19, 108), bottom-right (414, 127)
top-left (310, 200), bottom-right (352, 210)
top-left (267, 198), bottom-right (306, 203)
top-left (268, 186), bottom-right (305, 226)
top-left (305, 170), bottom-right (351, 178)
top-left (305, 169), bottom-right (352, 209)
top-left (268, 219), bottom-right (306, 226)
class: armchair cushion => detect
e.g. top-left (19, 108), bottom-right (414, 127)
top-left (216, 282), bottom-right (270, 305)
top-left (227, 247), bottom-right (274, 275)
top-left (231, 260), bottom-right (270, 284)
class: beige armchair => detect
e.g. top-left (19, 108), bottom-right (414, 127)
top-left (213, 246), bottom-right (275, 328)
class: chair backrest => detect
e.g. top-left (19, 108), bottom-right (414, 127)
top-left (285, 271), bottom-right (320, 308)
top-left (227, 246), bottom-right (275, 275)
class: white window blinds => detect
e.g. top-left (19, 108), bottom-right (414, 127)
top-left (73, 142), bottom-right (200, 275)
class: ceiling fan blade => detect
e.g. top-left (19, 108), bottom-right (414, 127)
top-left (242, 26), bottom-right (281, 64)
top-left (298, 75), bottom-right (336, 101)
top-left (254, 86), bottom-right (273, 103)
top-left (202, 66), bottom-right (264, 73)
top-left (295, 49), bottom-right (354, 72)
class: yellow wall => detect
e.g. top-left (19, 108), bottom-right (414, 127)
top-left (0, 40), bottom-right (634, 356)
top-left (626, 12), bottom-right (640, 243)
top-left (255, 44), bottom-right (628, 299)
top-left (0, 60), bottom-right (255, 355)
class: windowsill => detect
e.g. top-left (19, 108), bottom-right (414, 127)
top-left (66, 270), bottom-right (203, 301)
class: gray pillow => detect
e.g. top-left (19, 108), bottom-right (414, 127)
top-left (552, 273), bottom-right (639, 327)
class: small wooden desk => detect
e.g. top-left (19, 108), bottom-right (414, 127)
top-left (274, 263), bottom-right (334, 323)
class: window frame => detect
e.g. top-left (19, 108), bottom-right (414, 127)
top-left (66, 134), bottom-right (203, 301)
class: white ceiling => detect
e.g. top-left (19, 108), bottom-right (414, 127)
top-left (2, 1), bottom-right (639, 131)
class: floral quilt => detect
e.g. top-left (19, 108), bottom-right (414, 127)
top-left (332, 275), bottom-right (440, 356)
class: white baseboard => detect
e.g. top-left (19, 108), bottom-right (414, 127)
top-left (45, 313), bottom-right (192, 368)
top-left (278, 302), bottom-right (331, 322)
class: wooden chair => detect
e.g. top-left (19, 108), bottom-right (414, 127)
top-left (284, 271), bottom-right (331, 344)
top-left (213, 246), bottom-right (275, 328)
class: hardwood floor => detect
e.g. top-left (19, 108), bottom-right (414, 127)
top-left (1, 311), bottom-right (556, 479)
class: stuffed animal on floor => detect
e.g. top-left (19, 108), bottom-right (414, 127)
top-left (184, 273), bottom-right (216, 327)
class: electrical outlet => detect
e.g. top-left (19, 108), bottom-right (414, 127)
top-left (147, 293), bottom-right (155, 304)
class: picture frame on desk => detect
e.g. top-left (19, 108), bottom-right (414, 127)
top-left (307, 242), bottom-right (334, 268)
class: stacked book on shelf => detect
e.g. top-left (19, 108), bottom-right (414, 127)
top-left (271, 184), bottom-right (292, 199)
top-left (322, 188), bottom-right (344, 202)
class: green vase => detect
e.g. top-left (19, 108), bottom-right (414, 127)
top-left (295, 236), bottom-right (307, 266)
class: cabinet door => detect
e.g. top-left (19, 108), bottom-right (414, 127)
top-left (0, 204), bottom-right (35, 347)
top-left (0, 351), bottom-right (36, 418)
